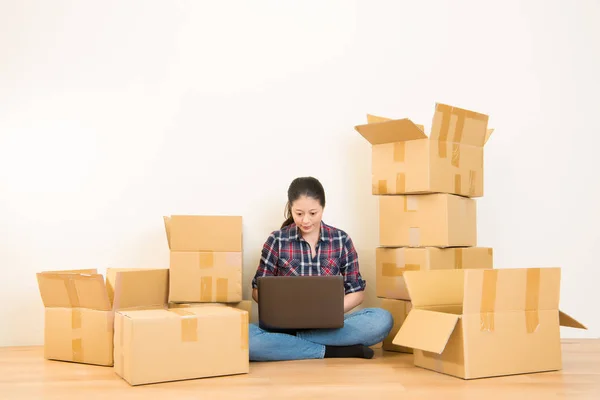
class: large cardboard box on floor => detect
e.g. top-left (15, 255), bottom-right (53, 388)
top-left (379, 193), bottom-right (476, 247)
top-left (114, 305), bottom-right (249, 386)
top-left (354, 103), bottom-right (494, 197)
top-left (35, 267), bottom-right (169, 367)
top-left (376, 247), bottom-right (493, 300)
top-left (379, 298), bottom-right (413, 353)
top-left (163, 215), bottom-right (243, 303)
top-left (392, 268), bottom-right (587, 379)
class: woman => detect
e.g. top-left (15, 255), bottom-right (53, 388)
top-left (250, 176), bottom-right (394, 361)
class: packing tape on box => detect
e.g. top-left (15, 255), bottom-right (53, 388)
top-left (199, 252), bottom-right (214, 269)
top-left (396, 173), bottom-right (406, 193)
top-left (72, 338), bottom-right (83, 363)
top-left (394, 142), bottom-right (405, 163)
top-left (382, 262), bottom-right (420, 277)
top-left (525, 268), bottom-right (541, 334)
top-left (454, 248), bottom-right (463, 269)
top-left (408, 228), bottom-right (421, 247)
top-left (241, 311), bottom-right (249, 350)
top-left (488, 248), bottom-right (493, 256)
top-left (200, 276), bottom-right (212, 302)
top-left (454, 174), bottom-right (462, 195)
top-left (169, 308), bottom-right (199, 342)
top-left (434, 352), bottom-right (445, 373)
top-left (72, 309), bottom-right (82, 329)
top-left (404, 196), bottom-right (418, 212)
top-left (377, 180), bottom-right (387, 194)
top-left (216, 278), bottom-right (228, 302)
top-left (480, 269), bottom-right (498, 332)
top-left (469, 170), bottom-right (477, 196)
top-left (451, 143), bottom-right (460, 167)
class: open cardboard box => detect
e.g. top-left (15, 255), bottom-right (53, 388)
top-left (354, 103), bottom-right (494, 197)
top-left (36, 267), bottom-right (169, 366)
top-left (392, 267), bottom-right (586, 379)
top-left (163, 215), bottom-right (243, 303)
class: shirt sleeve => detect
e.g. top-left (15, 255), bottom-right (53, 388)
top-left (340, 235), bottom-right (367, 294)
top-left (251, 233), bottom-right (279, 289)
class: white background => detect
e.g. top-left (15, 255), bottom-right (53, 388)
top-left (1, 0), bottom-right (599, 346)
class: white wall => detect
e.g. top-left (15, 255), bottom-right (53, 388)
top-left (1, 0), bottom-right (598, 346)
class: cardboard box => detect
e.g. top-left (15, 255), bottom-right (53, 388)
top-left (376, 247), bottom-right (493, 300)
top-left (163, 215), bottom-right (243, 303)
top-left (379, 193), bottom-right (476, 247)
top-left (168, 300), bottom-right (253, 320)
top-left (380, 299), bottom-right (412, 353)
top-left (354, 103), bottom-right (494, 197)
top-left (36, 267), bottom-right (169, 366)
top-left (392, 268), bottom-right (587, 379)
top-left (114, 305), bottom-right (249, 386)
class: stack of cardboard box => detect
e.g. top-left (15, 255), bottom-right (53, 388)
top-left (356, 103), bottom-right (587, 379)
top-left (355, 103), bottom-right (495, 354)
top-left (35, 215), bottom-right (251, 386)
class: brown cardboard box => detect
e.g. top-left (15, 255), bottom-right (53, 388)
top-left (114, 305), bottom-right (249, 386)
top-left (392, 268), bottom-right (586, 379)
top-left (354, 103), bottom-right (494, 197)
top-left (376, 247), bottom-right (493, 300)
top-left (163, 215), bottom-right (243, 303)
top-left (380, 298), bottom-right (412, 353)
top-left (379, 193), bottom-right (476, 247)
top-left (168, 300), bottom-right (253, 320)
top-left (36, 268), bottom-right (169, 367)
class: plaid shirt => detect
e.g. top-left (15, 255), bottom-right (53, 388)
top-left (251, 221), bottom-right (366, 294)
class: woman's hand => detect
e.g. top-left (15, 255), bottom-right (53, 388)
top-left (343, 291), bottom-right (365, 313)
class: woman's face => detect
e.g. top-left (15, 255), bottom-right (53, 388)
top-left (291, 195), bottom-right (323, 236)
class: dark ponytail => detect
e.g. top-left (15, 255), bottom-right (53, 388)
top-left (280, 177), bottom-right (326, 229)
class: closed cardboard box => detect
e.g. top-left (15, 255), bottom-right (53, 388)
top-left (164, 215), bottom-right (243, 303)
top-left (392, 268), bottom-right (586, 379)
top-left (114, 305), bottom-right (249, 386)
top-left (354, 103), bottom-right (493, 197)
top-left (379, 193), bottom-right (477, 247)
top-left (376, 247), bottom-right (493, 300)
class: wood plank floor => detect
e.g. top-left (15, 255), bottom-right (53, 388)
top-left (1, 339), bottom-right (599, 400)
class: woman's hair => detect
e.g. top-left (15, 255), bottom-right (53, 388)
top-left (281, 177), bottom-right (326, 228)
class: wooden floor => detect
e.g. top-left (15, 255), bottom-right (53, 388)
top-left (1, 340), bottom-right (599, 400)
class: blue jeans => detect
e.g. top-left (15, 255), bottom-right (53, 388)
top-left (249, 307), bottom-right (394, 361)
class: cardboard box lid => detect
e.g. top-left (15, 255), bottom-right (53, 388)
top-left (109, 268), bottom-right (169, 311)
top-left (36, 269), bottom-right (111, 311)
top-left (163, 215), bottom-right (243, 252)
top-left (355, 103), bottom-right (494, 147)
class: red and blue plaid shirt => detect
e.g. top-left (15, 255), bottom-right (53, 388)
top-left (251, 221), bottom-right (367, 295)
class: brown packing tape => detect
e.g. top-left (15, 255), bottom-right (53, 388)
top-left (451, 143), bottom-right (460, 167)
top-left (454, 249), bottom-right (463, 269)
top-left (525, 268), bottom-right (541, 333)
top-left (409, 228), bottom-right (420, 247)
top-left (403, 196), bottom-right (418, 212)
top-left (382, 263), bottom-right (420, 277)
top-left (72, 309), bottom-right (82, 329)
top-left (469, 170), bottom-right (477, 196)
top-left (393, 142), bottom-right (405, 163)
top-left (480, 269), bottom-right (498, 332)
top-left (169, 309), bottom-right (199, 342)
top-left (378, 180), bottom-right (387, 194)
top-left (63, 276), bottom-right (81, 307)
top-left (434, 352), bottom-right (444, 373)
top-left (241, 311), bottom-right (249, 350)
top-left (200, 276), bottom-right (212, 302)
top-left (454, 174), bottom-right (462, 195)
top-left (199, 252), bottom-right (214, 269)
top-left (216, 278), bottom-right (228, 302)
top-left (72, 338), bottom-right (83, 362)
top-left (488, 248), bottom-right (493, 256)
top-left (396, 173), bottom-right (406, 193)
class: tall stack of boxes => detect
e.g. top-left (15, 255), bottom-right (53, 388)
top-left (355, 103), bottom-right (495, 353)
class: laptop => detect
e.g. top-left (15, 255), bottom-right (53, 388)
top-left (257, 275), bottom-right (345, 333)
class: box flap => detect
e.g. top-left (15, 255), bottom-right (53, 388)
top-left (403, 270), bottom-right (465, 308)
top-left (430, 103), bottom-right (489, 147)
top-left (163, 216), bottom-right (172, 249)
top-left (36, 271), bottom-right (111, 311)
top-left (111, 268), bottom-right (169, 311)
top-left (392, 309), bottom-right (459, 354)
top-left (484, 128), bottom-right (494, 145)
top-left (559, 311), bottom-right (587, 330)
top-left (354, 117), bottom-right (428, 145)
